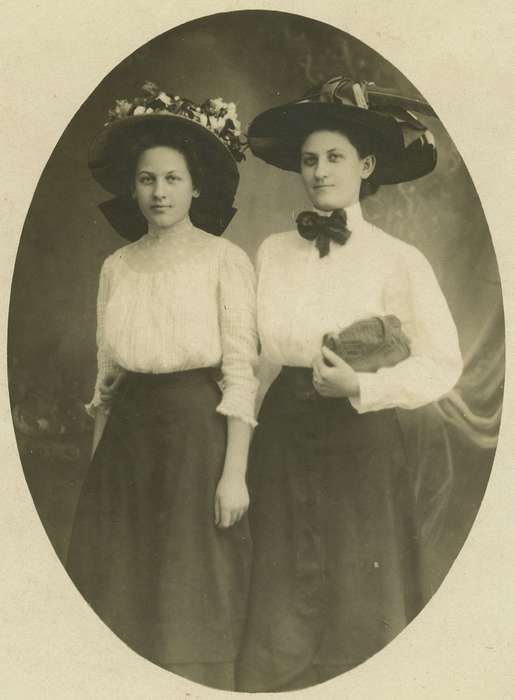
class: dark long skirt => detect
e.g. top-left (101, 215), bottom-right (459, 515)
top-left (66, 369), bottom-right (251, 690)
top-left (237, 367), bottom-right (423, 692)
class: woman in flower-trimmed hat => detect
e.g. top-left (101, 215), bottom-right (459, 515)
top-left (236, 77), bottom-right (463, 691)
top-left (66, 82), bottom-right (258, 690)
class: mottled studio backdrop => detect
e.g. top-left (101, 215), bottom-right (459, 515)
top-left (8, 11), bottom-right (503, 599)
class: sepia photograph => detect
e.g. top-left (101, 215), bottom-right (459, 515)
top-left (2, 2), bottom-right (514, 697)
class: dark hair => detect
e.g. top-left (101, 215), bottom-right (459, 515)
top-left (124, 127), bottom-right (205, 195)
top-left (106, 123), bottom-right (238, 236)
top-left (301, 121), bottom-right (381, 200)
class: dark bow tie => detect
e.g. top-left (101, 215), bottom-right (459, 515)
top-left (296, 209), bottom-right (351, 257)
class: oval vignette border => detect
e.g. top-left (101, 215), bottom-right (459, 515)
top-left (1, 3), bottom-right (513, 697)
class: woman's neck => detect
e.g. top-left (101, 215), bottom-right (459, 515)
top-left (146, 215), bottom-right (193, 239)
top-left (314, 199), bottom-right (361, 216)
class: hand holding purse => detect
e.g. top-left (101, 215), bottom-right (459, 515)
top-left (322, 315), bottom-right (411, 372)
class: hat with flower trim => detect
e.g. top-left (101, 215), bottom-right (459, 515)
top-left (248, 76), bottom-right (438, 185)
top-left (89, 82), bottom-right (246, 238)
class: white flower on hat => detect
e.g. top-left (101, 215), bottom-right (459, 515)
top-left (104, 83), bottom-right (246, 162)
top-left (113, 99), bottom-right (132, 118)
top-left (158, 92), bottom-right (172, 106)
top-left (142, 81), bottom-right (159, 96)
top-left (211, 116), bottom-right (226, 132)
top-left (211, 97), bottom-right (226, 112)
top-left (225, 102), bottom-right (237, 120)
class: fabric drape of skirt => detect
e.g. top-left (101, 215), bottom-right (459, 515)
top-left (66, 369), bottom-right (251, 690)
top-left (237, 367), bottom-right (423, 692)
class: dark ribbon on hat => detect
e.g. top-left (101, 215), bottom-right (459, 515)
top-left (296, 209), bottom-right (351, 257)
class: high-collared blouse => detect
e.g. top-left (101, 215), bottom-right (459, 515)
top-left (256, 201), bottom-right (463, 413)
top-left (86, 217), bottom-right (259, 426)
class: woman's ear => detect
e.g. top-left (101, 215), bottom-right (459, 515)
top-left (361, 154), bottom-right (376, 181)
top-left (192, 188), bottom-right (200, 199)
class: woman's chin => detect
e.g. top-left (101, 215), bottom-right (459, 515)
top-left (311, 197), bottom-right (343, 212)
top-left (308, 190), bottom-right (346, 211)
top-left (147, 212), bottom-right (185, 229)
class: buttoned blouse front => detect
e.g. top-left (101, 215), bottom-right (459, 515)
top-left (256, 202), bottom-right (463, 413)
top-left (87, 218), bottom-right (259, 426)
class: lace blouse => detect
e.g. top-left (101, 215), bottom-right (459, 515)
top-left (87, 218), bottom-right (259, 426)
top-left (256, 202), bottom-right (463, 413)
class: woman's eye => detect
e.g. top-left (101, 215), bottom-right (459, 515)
top-left (138, 175), bottom-right (153, 184)
top-left (166, 175), bottom-right (180, 183)
top-left (302, 157), bottom-right (317, 167)
top-left (328, 153), bottom-right (343, 162)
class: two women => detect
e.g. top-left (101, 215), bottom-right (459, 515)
top-left (68, 77), bottom-right (462, 692)
top-left (66, 85), bottom-right (258, 691)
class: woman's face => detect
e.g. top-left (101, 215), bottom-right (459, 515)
top-left (133, 146), bottom-right (199, 230)
top-left (300, 130), bottom-right (375, 211)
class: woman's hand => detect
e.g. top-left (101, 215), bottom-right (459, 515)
top-left (214, 473), bottom-right (249, 529)
top-left (312, 346), bottom-right (360, 398)
top-left (99, 370), bottom-right (126, 405)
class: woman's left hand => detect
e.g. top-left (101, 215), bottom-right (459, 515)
top-left (214, 473), bottom-right (249, 529)
top-left (312, 347), bottom-right (360, 398)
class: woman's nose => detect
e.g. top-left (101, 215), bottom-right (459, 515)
top-left (314, 159), bottom-right (328, 179)
top-left (152, 178), bottom-right (166, 198)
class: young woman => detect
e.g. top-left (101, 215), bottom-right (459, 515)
top-left (237, 77), bottom-right (463, 691)
top-left (66, 84), bottom-right (258, 691)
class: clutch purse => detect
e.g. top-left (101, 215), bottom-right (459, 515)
top-left (322, 315), bottom-right (411, 371)
top-left (285, 315), bottom-right (411, 400)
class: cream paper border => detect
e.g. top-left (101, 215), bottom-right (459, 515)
top-left (2, 1), bottom-right (514, 697)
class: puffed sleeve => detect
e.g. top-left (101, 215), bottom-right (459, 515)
top-left (216, 241), bottom-right (259, 427)
top-left (85, 256), bottom-right (122, 417)
top-left (349, 243), bottom-right (463, 413)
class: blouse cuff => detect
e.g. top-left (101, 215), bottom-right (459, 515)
top-left (216, 397), bottom-right (258, 428)
top-left (348, 373), bottom-right (384, 414)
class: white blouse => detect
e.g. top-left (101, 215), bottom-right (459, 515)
top-left (256, 202), bottom-right (463, 413)
top-left (87, 218), bottom-right (259, 426)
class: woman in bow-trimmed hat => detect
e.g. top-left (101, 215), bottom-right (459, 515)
top-left (66, 83), bottom-right (258, 690)
top-left (236, 77), bottom-right (463, 691)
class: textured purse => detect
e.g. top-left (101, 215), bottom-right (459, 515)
top-left (286, 315), bottom-right (411, 400)
top-left (322, 315), bottom-right (411, 371)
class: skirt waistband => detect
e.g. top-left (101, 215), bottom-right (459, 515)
top-left (124, 366), bottom-right (221, 387)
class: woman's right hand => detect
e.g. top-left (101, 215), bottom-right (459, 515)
top-left (312, 348), bottom-right (360, 398)
top-left (99, 370), bottom-right (126, 405)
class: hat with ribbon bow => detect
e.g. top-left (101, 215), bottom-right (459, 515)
top-left (248, 76), bottom-right (437, 185)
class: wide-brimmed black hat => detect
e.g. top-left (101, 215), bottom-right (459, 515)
top-left (248, 76), bottom-right (437, 185)
top-left (88, 83), bottom-right (246, 239)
